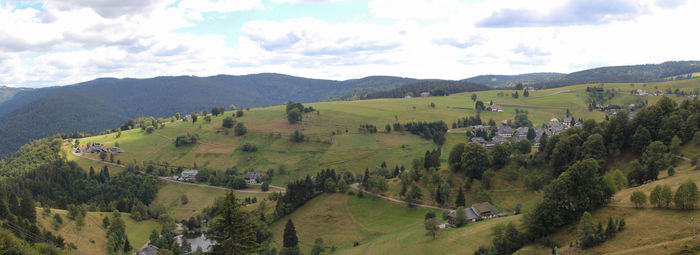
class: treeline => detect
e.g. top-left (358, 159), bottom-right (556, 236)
top-left (393, 121), bottom-right (448, 145)
top-left (274, 169), bottom-right (353, 218)
top-left (0, 138), bottom-right (63, 177)
top-left (359, 80), bottom-right (490, 99)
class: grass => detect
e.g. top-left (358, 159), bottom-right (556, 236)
top-left (268, 193), bottom-right (518, 254)
top-left (71, 79), bottom-right (700, 187)
top-left (36, 209), bottom-right (160, 255)
top-left (152, 181), bottom-right (270, 220)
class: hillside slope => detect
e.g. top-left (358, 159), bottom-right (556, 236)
top-left (463, 73), bottom-right (564, 87)
top-left (0, 74), bottom-right (420, 157)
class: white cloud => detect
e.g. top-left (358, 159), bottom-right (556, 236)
top-left (0, 0), bottom-right (699, 87)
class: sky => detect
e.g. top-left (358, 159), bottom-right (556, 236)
top-left (0, 0), bottom-right (698, 88)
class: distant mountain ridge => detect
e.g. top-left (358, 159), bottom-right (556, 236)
top-left (0, 73), bottom-right (419, 157)
top-left (462, 73), bottom-right (564, 87)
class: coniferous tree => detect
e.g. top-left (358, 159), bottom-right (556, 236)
top-left (455, 187), bottom-right (466, 207)
top-left (19, 190), bottom-right (36, 222)
top-left (209, 192), bottom-right (260, 254)
top-left (281, 219), bottom-right (300, 255)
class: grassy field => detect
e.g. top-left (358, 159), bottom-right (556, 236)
top-left (517, 145), bottom-right (700, 254)
top-left (152, 181), bottom-right (270, 220)
top-left (36, 209), bottom-right (161, 255)
top-left (73, 79), bottom-right (700, 187)
top-left (267, 193), bottom-right (522, 254)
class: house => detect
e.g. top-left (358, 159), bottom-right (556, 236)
top-left (136, 244), bottom-right (160, 255)
top-left (496, 124), bottom-right (513, 138)
top-left (447, 202), bottom-right (502, 225)
top-left (654, 89), bottom-right (664, 96)
top-left (549, 122), bottom-right (567, 135)
top-left (562, 118), bottom-right (573, 127)
top-left (90, 146), bottom-right (109, 153)
top-left (420, 92), bottom-right (430, 98)
top-left (472, 202), bottom-right (500, 218)
top-left (491, 135), bottom-right (506, 144)
top-left (472, 125), bottom-right (490, 137)
top-left (525, 86), bottom-right (536, 91)
top-left (533, 127), bottom-right (549, 146)
top-left (514, 127), bottom-right (529, 141)
top-left (635, 89), bottom-right (647, 96)
top-left (180, 170), bottom-right (198, 181)
top-left (447, 207), bottom-right (479, 224)
top-left (487, 105), bottom-right (503, 112)
top-left (550, 118), bottom-right (559, 123)
top-left (607, 109), bottom-right (620, 116)
top-left (109, 147), bottom-right (123, 154)
top-left (182, 114), bottom-right (192, 121)
top-left (244, 172), bottom-right (263, 184)
top-left (470, 137), bottom-right (487, 145)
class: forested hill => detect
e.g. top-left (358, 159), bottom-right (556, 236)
top-left (530, 61), bottom-right (700, 89)
top-left (462, 73), bottom-right (563, 87)
top-left (357, 80), bottom-right (490, 99)
top-left (0, 86), bottom-right (28, 105)
top-left (0, 74), bottom-right (419, 158)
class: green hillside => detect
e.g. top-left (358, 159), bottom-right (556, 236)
top-left (73, 79), bottom-right (699, 186)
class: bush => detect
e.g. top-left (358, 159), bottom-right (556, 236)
top-left (241, 143), bottom-right (258, 152)
top-left (234, 122), bottom-right (247, 136)
top-left (630, 191), bottom-right (647, 208)
top-left (175, 133), bottom-right (200, 147)
top-left (290, 130), bottom-right (305, 143)
top-left (222, 116), bottom-right (235, 128)
top-left (454, 206), bottom-right (468, 227)
top-left (145, 126), bottom-right (155, 134)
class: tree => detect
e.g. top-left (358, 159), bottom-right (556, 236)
top-left (448, 143), bottom-right (467, 172)
top-left (236, 110), bottom-right (244, 117)
top-left (471, 93), bottom-right (477, 101)
top-left (337, 178), bottom-right (348, 193)
top-left (19, 190), bottom-right (36, 222)
top-left (281, 219), bottom-right (300, 255)
top-left (209, 192), bottom-right (260, 254)
top-left (630, 191), bottom-right (647, 208)
top-left (385, 124), bottom-right (391, 133)
top-left (674, 180), bottom-right (700, 210)
top-left (523, 89), bottom-right (529, 97)
top-left (222, 116), bottom-right (234, 128)
top-left (454, 206), bottom-right (468, 227)
top-left (424, 217), bottom-right (439, 240)
top-left (670, 135), bottom-right (682, 155)
top-left (234, 122), bottom-right (247, 136)
top-left (578, 212), bottom-right (599, 249)
top-left (405, 183), bottom-right (423, 207)
top-left (311, 238), bottom-right (324, 255)
top-left (668, 167), bottom-right (676, 177)
top-left (462, 142), bottom-right (490, 179)
top-left (455, 187), bottom-right (466, 207)
top-left (527, 127), bottom-right (536, 141)
top-left (475, 101), bottom-right (485, 112)
top-left (287, 108), bottom-right (302, 124)
top-left (491, 143), bottom-right (511, 169)
top-left (642, 141), bottom-right (668, 182)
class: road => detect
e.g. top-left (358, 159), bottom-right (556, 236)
top-left (68, 140), bottom-right (285, 193)
top-left (350, 183), bottom-right (449, 211)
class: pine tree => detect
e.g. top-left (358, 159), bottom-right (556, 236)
top-left (605, 216), bottom-right (617, 238)
top-left (455, 187), bottom-right (466, 207)
top-left (281, 219), bottom-right (301, 255)
top-left (20, 190), bottom-right (36, 222)
top-left (209, 192), bottom-right (260, 254)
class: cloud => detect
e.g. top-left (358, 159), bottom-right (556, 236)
top-left (655, 0), bottom-right (686, 8)
top-left (433, 36), bottom-right (485, 49)
top-left (47, 0), bottom-right (168, 18)
top-left (513, 44), bottom-right (550, 57)
top-left (477, 0), bottom-right (646, 27)
top-left (241, 18), bottom-right (402, 56)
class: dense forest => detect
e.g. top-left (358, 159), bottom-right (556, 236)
top-left (0, 74), bottom-right (420, 158)
top-left (357, 80), bottom-right (490, 99)
top-left (462, 73), bottom-right (563, 87)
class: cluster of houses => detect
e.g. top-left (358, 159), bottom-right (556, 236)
top-left (634, 89), bottom-right (665, 96)
top-left (79, 142), bottom-right (123, 154)
top-left (446, 202), bottom-right (508, 225)
top-left (469, 118), bottom-right (580, 148)
top-left (173, 169), bottom-right (262, 184)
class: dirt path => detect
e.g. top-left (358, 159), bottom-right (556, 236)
top-left (530, 89), bottom-right (573, 99)
top-left (350, 183), bottom-right (448, 211)
top-left (68, 140), bottom-right (285, 193)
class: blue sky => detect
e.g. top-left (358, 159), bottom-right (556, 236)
top-left (0, 0), bottom-right (698, 88)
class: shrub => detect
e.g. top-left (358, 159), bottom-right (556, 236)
top-left (241, 143), bottom-right (258, 152)
top-left (234, 122), bottom-right (247, 136)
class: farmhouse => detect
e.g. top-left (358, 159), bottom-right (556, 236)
top-left (447, 202), bottom-right (502, 225)
top-left (470, 136), bottom-right (487, 146)
top-left (635, 89), bottom-right (647, 96)
top-left (514, 127), bottom-right (529, 141)
top-left (244, 172), bottom-right (263, 184)
top-left (136, 244), bottom-right (160, 255)
top-left (420, 92), bottom-right (430, 97)
top-left (179, 170), bottom-right (198, 181)
top-left (487, 105), bottom-right (503, 112)
top-left (90, 146), bottom-right (109, 153)
top-left (496, 124), bottom-right (513, 138)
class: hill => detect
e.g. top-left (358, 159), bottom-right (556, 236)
top-left (0, 74), bottom-right (420, 158)
top-left (531, 61), bottom-right (700, 89)
top-left (462, 73), bottom-right (564, 87)
top-left (0, 86), bottom-right (28, 105)
top-left (357, 80), bottom-right (490, 99)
